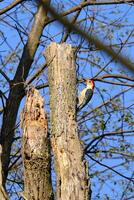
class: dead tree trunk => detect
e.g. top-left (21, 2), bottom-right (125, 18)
top-left (20, 87), bottom-right (53, 200)
top-left (45, 43), bottom-right (90, 200)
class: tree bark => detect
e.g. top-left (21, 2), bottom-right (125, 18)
top-left (20, 87), bottom-right (53, 200)
top-left (0, 0), bottom-right (51, 187)
top-left (45, 43), bottom-right (91, 200)
top-left (0, 146), bottom-right (9, 200)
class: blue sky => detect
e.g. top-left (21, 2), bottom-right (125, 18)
top-left (0, 1), bottom-right (134, 199)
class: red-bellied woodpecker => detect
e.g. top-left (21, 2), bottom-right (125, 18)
top-left (77, 79), bottom-right (95, 111)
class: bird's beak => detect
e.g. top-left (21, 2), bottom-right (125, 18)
top-left (83, 78), bottom-right (86, 81)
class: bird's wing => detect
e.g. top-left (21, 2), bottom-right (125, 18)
top-left (85, 89), bottom-right (93, 103)
top-left (78, 89), bottom-right (93, 110)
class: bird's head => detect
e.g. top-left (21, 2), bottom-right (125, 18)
top-left (85, 79), bottom-right (95, 90)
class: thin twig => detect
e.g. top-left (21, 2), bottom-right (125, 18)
top-left (43, 2), bottom-right (134, 73)
top-left (85, 130), bottom-right (134, 152)
top-left (86, 154), bottom-right (134, 182)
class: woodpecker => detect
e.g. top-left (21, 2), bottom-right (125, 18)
top-left (77, 79), bottom-right (95, 111)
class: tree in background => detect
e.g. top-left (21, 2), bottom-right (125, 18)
top-left (0, 0), bottom-right (134, 199)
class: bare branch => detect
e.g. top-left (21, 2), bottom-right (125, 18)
top-left (46, 0), bottom-right (134, 26)
top-left (61, 0), bottom-right (86, 43)
top-left (43, 2), bottom-right (134, 73)
top-left (26, 63), bottom-right (47, 86)
top-left (86, 154), bottom-right (134, 182)
top-left (90, 150), bottom-right (134, 158)
top-left (26, 55), bottom-right (55, 86)
top-left (0, 68), bottom-right (10, 83)
top-left (78, 87), bottom-right (132, 124)
top-left (0, 0), bottom-right (24, 15)
top-left (95, 79), bottom-right (134, 87)
top-left (85, 130), bottom-right (134, 152)
top-left (96, 74), bottom-right (134, 82)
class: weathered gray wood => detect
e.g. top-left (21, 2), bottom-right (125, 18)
top-left (21, 87), bottom-right (53, 200)
top-left (45, 43), bottom-right (90, 200)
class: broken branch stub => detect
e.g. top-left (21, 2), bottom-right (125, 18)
top-left (21, 87), bottom-right (53, 200)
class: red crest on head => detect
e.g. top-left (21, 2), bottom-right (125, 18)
top-left (90, 79), bottom-right (95, 89)
top-left (85, 79), bottom-right (95, 89)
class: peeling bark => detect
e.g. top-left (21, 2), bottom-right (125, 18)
top-left (45, 43), bottom-right (91, 200)
top-left (21, 87), bottom-right (53, 200)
